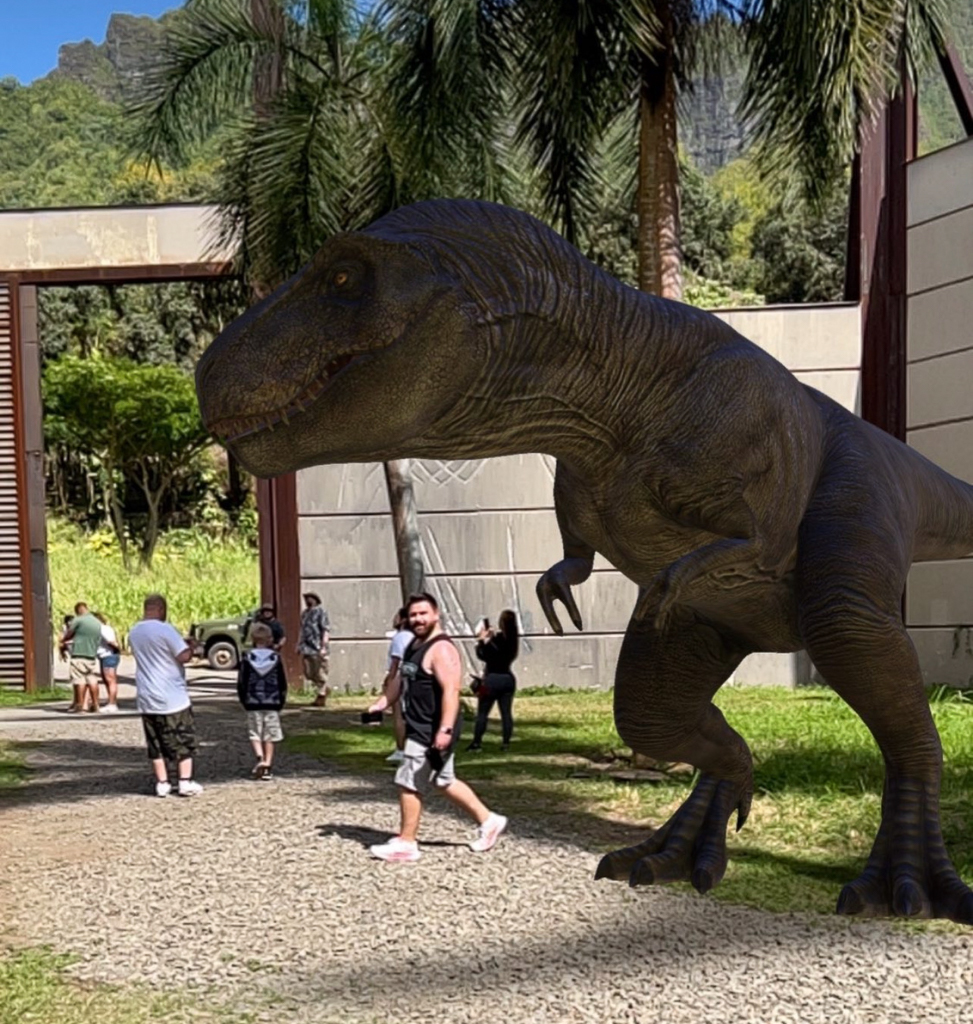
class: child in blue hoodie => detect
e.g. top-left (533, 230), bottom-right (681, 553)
top-left (237, 621), bottom-right (287, 780)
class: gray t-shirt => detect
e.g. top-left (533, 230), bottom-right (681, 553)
top-left (128, 618), bottom-right (190, 715)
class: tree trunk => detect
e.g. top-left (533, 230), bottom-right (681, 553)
top-left (383, 460), bottom-right (425, 601)
top-left (103, 460), bottom-right (130, 571)
top-left (136, 464), bottom-right (168, 569)
top-left (636, 0), bottom-right (682, 300)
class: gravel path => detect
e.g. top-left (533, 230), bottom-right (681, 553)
top-left (2, 686), bottom-right (972, 1024)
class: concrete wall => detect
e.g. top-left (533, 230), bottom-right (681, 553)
top-left (906, 137), bottom-right (973, 685)
top-left (299, 302), bottom-right (862, 691)
top-left (0, 204), bottom-right (232, 272)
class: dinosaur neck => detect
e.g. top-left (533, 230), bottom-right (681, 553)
top-left (424, 278), bottom-right (671, 478)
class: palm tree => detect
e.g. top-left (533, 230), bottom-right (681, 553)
top-left (740, 0), bottom-right (950, 201)
top-left (385, 0), bottom-right (954, 301)
top-left (130, 0), bottom-right (467, 599)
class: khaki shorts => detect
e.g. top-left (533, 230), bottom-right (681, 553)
top-left (394, 738), bottom-right (456, 794)
top-left (247, 710), bottom-right (283, 743)
top-left (69, 657), bottom-right (100, 686)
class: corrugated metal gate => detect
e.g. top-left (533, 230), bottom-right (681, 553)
top-left (0, 283), bottom-right (26, 686)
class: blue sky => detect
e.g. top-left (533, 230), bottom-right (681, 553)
top-left (1, 2), bottom-right (180, 85)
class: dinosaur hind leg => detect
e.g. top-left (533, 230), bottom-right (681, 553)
top-left (798, 511), bottom-right (973, 922)
top-left (595, 615), bottom-right (751, 893)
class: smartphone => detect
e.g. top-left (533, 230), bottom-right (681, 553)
top-left (426, 747), bottom-right (445, 772)
top-left (360, 710), bottom-right (384, 725)
top-left (477, 617), bottom-right (490, 632)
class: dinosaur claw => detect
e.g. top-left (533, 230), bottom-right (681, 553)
top-left (594, 852), bottom-right (631, 881)
top-left (736, 792), bottom-right (752, 832)
top-left (836, 885), bottom-right (866, 916)
top-left (629, 859), bottom-right (656, 888)
top-left (892, 881), bottom-right (924, 918)
top-left (691, 867), bottom-right (715, 894)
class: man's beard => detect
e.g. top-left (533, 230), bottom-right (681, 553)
top-left (412, 620), bottom-right (430, 637)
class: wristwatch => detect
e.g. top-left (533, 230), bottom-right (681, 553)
top-left (438, 726), bottom-right (453, 735)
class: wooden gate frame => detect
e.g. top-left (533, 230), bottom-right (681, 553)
top-left (0, 244), bottom-right (300, 689)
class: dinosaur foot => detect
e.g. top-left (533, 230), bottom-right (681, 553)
top-left (595, 774), bottom-right (750, 894)
top-left (835, 778), bottom-right (973, 923)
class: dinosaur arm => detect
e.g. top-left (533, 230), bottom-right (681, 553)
top-left (537, 464), bottom-right (595, 635)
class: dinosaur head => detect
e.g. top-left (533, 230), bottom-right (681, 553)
top-left (196, 230), bottom-right (479, 476)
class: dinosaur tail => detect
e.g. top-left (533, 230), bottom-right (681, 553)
top-left (912, 450), bottom-right (973, 562)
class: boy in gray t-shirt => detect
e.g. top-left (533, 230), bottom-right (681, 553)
top-left (128, 593), bottom-right (202, 798)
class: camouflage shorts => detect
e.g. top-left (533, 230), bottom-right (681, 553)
top-left (142, 707), bottom-right (197, 762)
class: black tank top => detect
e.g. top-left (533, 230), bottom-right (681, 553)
top-left (401, 633), bottom-right (460, 746)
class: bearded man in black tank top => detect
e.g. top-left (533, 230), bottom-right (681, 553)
top-left (367, 593), bottom-right (508, 862)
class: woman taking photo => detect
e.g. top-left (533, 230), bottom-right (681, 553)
top-left (468, 609), bottom-right (519, 752)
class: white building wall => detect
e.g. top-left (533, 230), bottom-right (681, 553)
top-left (905, 137), bottom-right (973, 686)
top-left (298, 303), bottom-right (862, 692)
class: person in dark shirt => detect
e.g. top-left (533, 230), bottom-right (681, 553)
top-left (254, 603), bottom-right (286, 652)
top-left (365, 592), bottom-right (507, 863)
top-left (237, 621), bottom-right (287, 780)
top-left (469, 609), bottom-right (520, 752)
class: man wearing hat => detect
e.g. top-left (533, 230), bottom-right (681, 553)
top-left (255, 603), bottom-right (286, 653)
top-left (297, 592), bottom-right (331, 707)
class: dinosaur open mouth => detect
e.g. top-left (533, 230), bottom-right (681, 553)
top-left (208, 351), bottom-right (360, 442)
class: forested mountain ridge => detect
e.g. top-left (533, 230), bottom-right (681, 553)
top-left (49, 13), bottom-right (175, 104)
top-left (38, 4), bottom-right (973, 175)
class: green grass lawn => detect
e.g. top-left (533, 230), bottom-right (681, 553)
top-left (0, 687), bottom-right (71, 707)
top-left (0, 947), bottom-right (249, 1024)
top-left (285, 685), bottom-right (973, 922)
top-left (0, 742), bottom-right (26, 788)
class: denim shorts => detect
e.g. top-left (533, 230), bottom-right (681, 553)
top-left (100, 654), bottom-right (120, 669)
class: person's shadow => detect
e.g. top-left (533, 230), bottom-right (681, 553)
top-left (316, 823), bottom-right (467, 849)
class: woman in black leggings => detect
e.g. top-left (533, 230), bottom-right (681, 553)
top-left (468, 609), bottom-right (519, 751)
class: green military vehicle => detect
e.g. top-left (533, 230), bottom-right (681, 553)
top-left (187, 610), bottom-right (258, 670)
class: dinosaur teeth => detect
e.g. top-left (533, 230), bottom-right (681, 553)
top-left (211, 351), bottom-right (362, 442)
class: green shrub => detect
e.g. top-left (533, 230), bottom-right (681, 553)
top-left (48, 518), bottom-right (258, 642)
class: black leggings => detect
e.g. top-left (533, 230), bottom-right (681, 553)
top-left (473, 674), bottom-right (516, 745)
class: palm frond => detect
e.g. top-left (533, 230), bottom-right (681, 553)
top-left (128, 0), bottom-right (330, 168)
top-left (377, 0), bottom-right (512, 202)
top-left (509, 0), bottom-right (648, 244)
top-left (740, 0), bottom-right (950, 204)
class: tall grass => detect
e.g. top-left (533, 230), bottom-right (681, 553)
top-left (47, 518), bottom-right (259, 642)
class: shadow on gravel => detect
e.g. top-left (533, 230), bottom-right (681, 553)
top-left (317, 822), bottom-right (468, 850)
top-left (0, 700), bottom-right (333, 808)
top-left (264, 896), bottom-right (874, 1013)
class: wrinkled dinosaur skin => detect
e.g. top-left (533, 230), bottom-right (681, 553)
top-left (197, 199), bottom-right (973, 922)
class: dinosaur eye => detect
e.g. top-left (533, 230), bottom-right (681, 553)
top-left (333, 271), bottom-right (349, 287)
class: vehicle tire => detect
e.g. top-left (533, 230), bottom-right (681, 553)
top-left (207, 641), bottom-right (239, 671)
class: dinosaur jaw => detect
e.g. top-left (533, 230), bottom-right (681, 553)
top-left (207, 351), bottom-right (362, 443)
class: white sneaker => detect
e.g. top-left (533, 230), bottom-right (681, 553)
top-left (101, 704), bottom-right (119, 714)
top-left (369, 836), bottom-right (420, 863)
top-left (155, 781), bottom-right (171, 798)
top-left (470, 813), bottom-right (508, 853)
top-left (177, 780), bottom-right (203, 797)
top-left (385, 749), bottom-right (405, 764)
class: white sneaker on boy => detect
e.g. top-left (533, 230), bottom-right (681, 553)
top-left (177, 779), bottom-right (203, 797)
top-left (470, 813), bottom-right (508, 853)
top-left (369, 836), bottom-right (421, 863)
top-left (155, 781), bottom-right (172, 798)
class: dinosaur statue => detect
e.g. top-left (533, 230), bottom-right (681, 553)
top-left (197, 199), bottom-right (973, 923)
